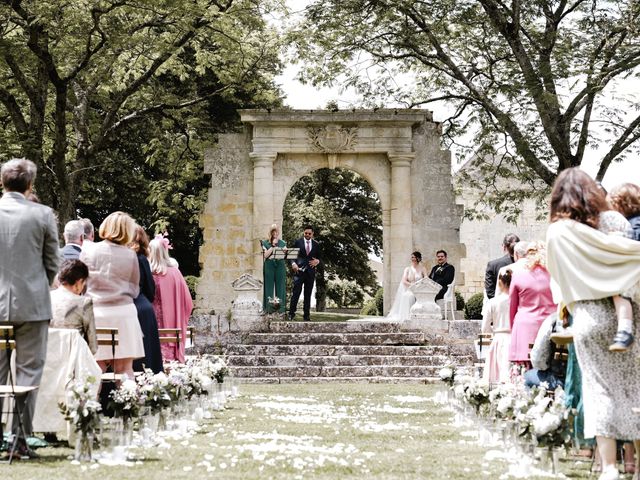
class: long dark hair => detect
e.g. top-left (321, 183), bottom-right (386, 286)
top-left (549, 167), bottom-right (608, 228)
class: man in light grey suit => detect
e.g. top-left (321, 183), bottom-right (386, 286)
top-left (60, 220), bottom-right (85, 259)
top-left (0, 158), bottom-right (59, 457)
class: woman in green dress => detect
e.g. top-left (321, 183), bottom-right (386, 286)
top-left (262, 224), bottom-right (287, 314)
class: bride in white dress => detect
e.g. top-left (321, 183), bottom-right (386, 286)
top-left (386, 251), bottom-right (428, 322)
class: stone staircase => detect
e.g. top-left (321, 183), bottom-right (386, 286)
top-left (224, 320), bottom-right (478, 383)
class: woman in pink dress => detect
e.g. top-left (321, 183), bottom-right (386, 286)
top-left (148, 235), bottom-right (193, 363)
top-left (508, 241), bottom-right (557, 368)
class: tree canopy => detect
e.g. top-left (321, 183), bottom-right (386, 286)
top-left (0, 0), bottom-right (283, 226)
top-left (282, 168), bottom-right (383, 310)
top-left (293, 0), bottom-right (640, 213)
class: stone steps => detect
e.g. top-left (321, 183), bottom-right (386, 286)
top-left (243, 331), bottom-right (427, 345)
top-left (239, 376), bottom-right (442, 384)
top-left (225, 344), bottom-right (450, 356)
top-left (228, 354), bottom-right (456, 367)
top-left (232, 365), bottom-right (447, 378)
top-left (222, 319), bottom-right (479, 382)
top-left (267, 321), bottom-right (402, 333)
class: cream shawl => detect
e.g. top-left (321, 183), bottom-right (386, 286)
top-left (546, 219), bottom-right (640, 307)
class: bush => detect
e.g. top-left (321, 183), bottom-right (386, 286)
top-left (464, 292), bottom-right (484, 319)
top-left (454, 291), bottom-right (465, 311)
top-left (360, 287), bottom-right (384, 316)
top-left (327, 280), bottom-right (365, 308)
top-left (184, 275), bottom-right (199, 300)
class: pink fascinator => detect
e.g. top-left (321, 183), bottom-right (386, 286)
top-left (154, 233), bottom-right (173, 250)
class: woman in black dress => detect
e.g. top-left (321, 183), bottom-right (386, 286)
top-left (130, 225), bottom-right (163, 373)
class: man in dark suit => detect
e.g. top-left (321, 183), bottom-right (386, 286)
top-left (484, 233), bottom-right (520, 299)
top-left (428, 250), bottom-right (455, 301)
top-left (60, 220), bottom-right (85, 259)
top-left (288, 225), bottom-right (321, 321)
top-left (0, 158), bottom-right (59, 458)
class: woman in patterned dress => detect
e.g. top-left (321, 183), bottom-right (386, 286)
top-left (547, 168), bottom-right (640, 480)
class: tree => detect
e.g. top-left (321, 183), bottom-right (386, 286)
top-left (282, 168), bottom-right (382, 311)
top-left (293, 0), bottom-right (640, 213)
top-left (74, 68), bottom-right (282, 275)
top-left (0, 0), bottom-right (283, 226)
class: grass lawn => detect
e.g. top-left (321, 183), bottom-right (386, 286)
top-left (2, 384), bottom-right (594, 479)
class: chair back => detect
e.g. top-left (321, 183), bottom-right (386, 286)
top-left (0, 325), bottom-right (16, 351)
top-left (158, 328), bottom-right (181, 345)
top-left (443, 279), bottom-right (456, 301)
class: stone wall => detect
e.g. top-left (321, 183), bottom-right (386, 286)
top-left (198, 131), bottom-right (254, 314)
top-left (411, 122), bottom-right (465, 283)
top-left (454, 166), bottom-right (549, 299)
top-left (197, 109), bottom-right (465, 315)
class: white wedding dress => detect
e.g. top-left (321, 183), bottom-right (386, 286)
top-left (386, 265), bottom-right (425, 322)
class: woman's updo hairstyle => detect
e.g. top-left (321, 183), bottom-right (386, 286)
top-left (412, 251), bottom-right (422, 262)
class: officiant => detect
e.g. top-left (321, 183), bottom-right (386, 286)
top-left (262, 224), bottom-right (287, 314)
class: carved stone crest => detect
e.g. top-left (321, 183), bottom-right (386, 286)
top-left (307, 124), bottom-right (358, 153)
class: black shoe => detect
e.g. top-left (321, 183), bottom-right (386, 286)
top-left (287, 313), bottom-right (295, 321)
top-left (609, 331), bottom-right (634, 352)
top-left (42, 432), bottom-right (61, 446)
top-left (5, 439), bottom-right (39, 460)
top-left (303, 317), bottom-right (310, 322)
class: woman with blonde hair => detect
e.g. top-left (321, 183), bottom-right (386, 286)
top-left (149, 234), bottom-right (193, 363)
top-left (80, 211), bottom-right (144, 379)
top-left (508, 240), bottom-right (556, 368)
top-left (262, 224), bottom-right (287, 314)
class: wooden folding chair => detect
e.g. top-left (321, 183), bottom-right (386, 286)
top-left (187, 326), bottom-right (195, 347)
top-left (158, 328), bottom-right (181, 346)
top-left (0, 325), bottom-right (38, 464)
top-left (96, 327), bottom-right (124, 383)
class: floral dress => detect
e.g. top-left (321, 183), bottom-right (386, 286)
top-left (572, 211), bottom-right (640, 439)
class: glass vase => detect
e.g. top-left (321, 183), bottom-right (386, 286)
top-left (74, 432), bottom-right (94, 462)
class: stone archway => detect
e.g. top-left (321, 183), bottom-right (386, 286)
top-left (197, 109), bottom-right (464, 316)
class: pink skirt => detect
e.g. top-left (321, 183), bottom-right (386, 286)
top-left (483, 332), bottom-right (511, 384)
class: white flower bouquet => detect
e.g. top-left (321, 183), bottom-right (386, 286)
top-left (136, 369), bottom-right (172, 413)
top-left (108, 377), bottom-right (143, 422)
top-left (59, 374), bottom-right (102, 436)
top-left (438, 364), bottom-right (456, 387)
top-left (519, 387), bottom-right (571, 449)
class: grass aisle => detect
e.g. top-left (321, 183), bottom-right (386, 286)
top-left (4, 384), bottom-right (593, 479)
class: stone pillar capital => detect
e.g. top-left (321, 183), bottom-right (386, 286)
top-left (387, 152), bottom-right (415, 167)
top-left (250, 152), bottom-right (277, 167)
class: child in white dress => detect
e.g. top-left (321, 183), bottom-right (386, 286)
top-left (481, 269), bottom-right (512, 383)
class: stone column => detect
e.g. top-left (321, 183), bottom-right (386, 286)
top-left (387, 153), bottom-right (415, 310)
top-left (251, 152), bottom-right (277, 271)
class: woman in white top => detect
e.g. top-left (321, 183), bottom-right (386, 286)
top-left (386, 251), bottom-right (428, 322)
top-left (481, 269), bottom-right (513, 384)
top-left (80, 211), bottom-right (144, 379)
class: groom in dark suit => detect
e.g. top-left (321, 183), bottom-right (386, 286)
top-left (289, 225), bottom-right (321, 321)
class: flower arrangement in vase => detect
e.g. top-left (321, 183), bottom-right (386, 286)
top-left (59, 374), bottom-right (102, 461)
